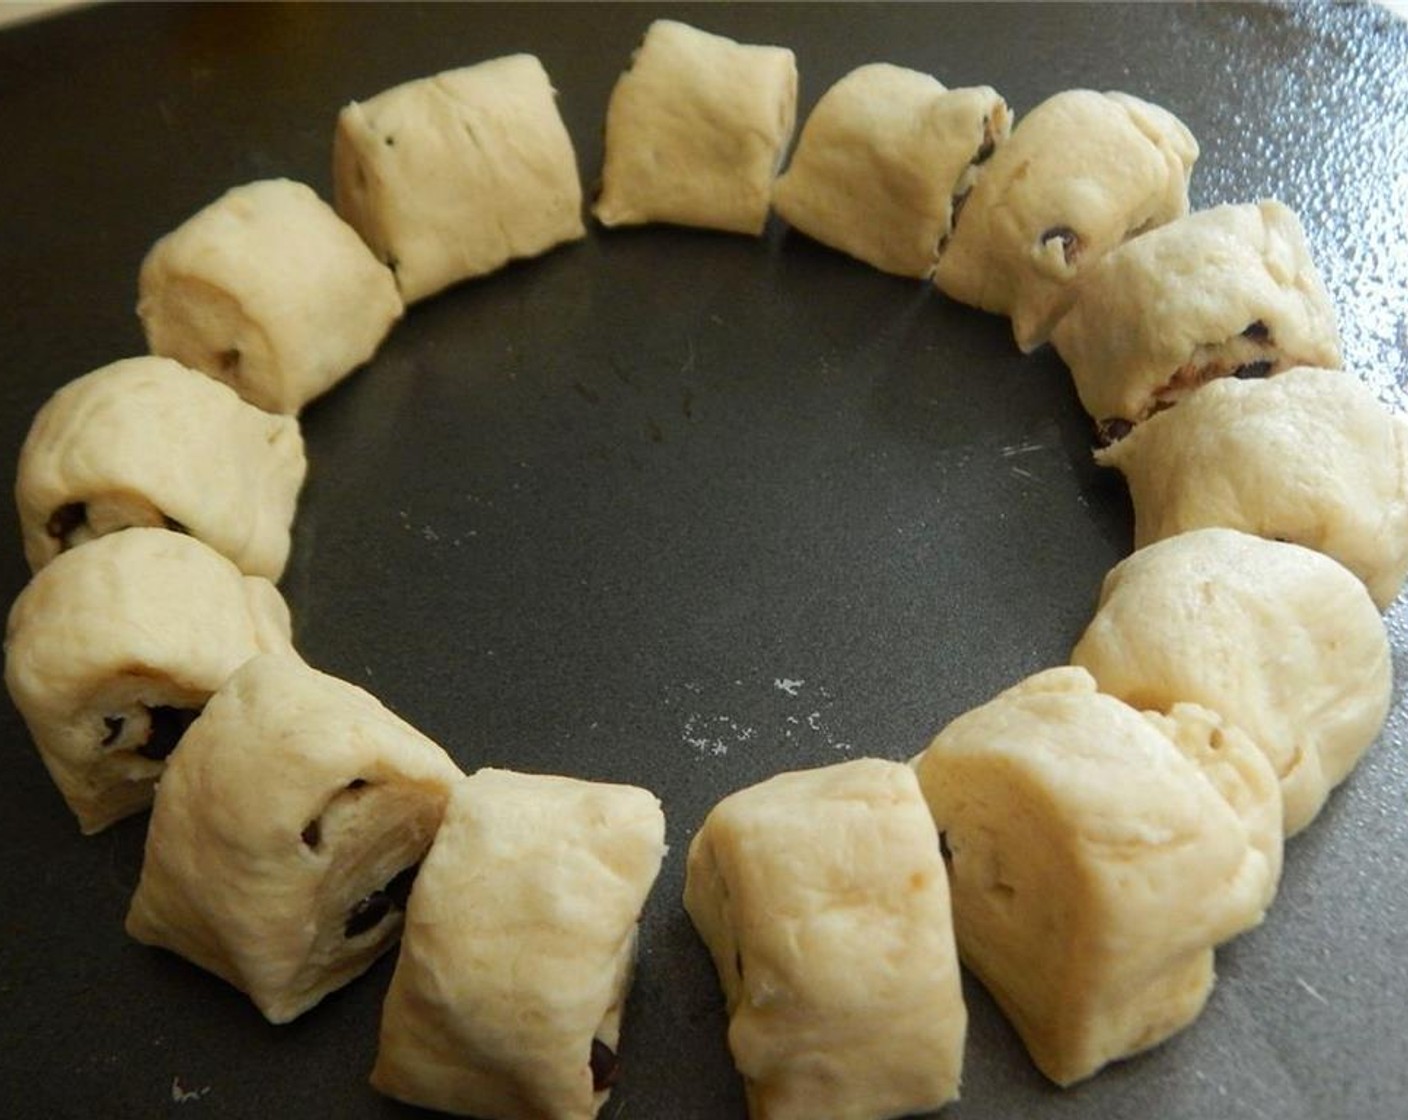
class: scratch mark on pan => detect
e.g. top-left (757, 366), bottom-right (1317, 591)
top-left (1000, 441), bottom-right (1046, 458)
top-left (1295, 975), bottom-right (1330, 1005)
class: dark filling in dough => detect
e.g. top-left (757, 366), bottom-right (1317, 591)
top-left (1040, 226), bottom-right (1081, 266)
top-left (45, 502), bottom-right (87, 546)
top-left (45, 501), bottom-right (186, 547)
top-left (590, 1037), bottom-right (621, 1092)
top-left (937, 114), bottom-right (1001, 256)
top-left (382, 861), bottom-right (421, 910)
top-left (99, 705), bottom-right (200, 761)
top-left (1096, 325), bottom-right (1280, 447)
top-left (138, 706), bottom-right (200, 761)
top-left (344, 892), bottom-right (392, 939)
top-left (973, 115), bottom-right (997, 165)
top-left (1095, 417), bottom-right (1135, 447)
top-left (950, 188), bottom-right (971, 229)
top-left (343, 862), bottom-right (421, 939)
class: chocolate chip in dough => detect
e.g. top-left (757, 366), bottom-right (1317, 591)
top-left (45, 502), bottom-right (86, 545)
top-left (589, 1038), bottom-right (621, 1092)
top-left (1095, 417), bottom-right (1134, 447)
top-left (1233, 360), bottom-right (1274, 380)
top-left (1040, 226), bottom-right (1081, 266)
top-left (217, 347), bottom-right (241, 374)
top-left (343, 862), bottom-right (419, 938)
top-left (973, 118), bottom-right (997, 165)
top-left (137, 706), bottom-right (200, 761)
top-left (344, 891), bottom-right (393, 939)
top-left (301, 819), bottom-right (321, 849)
top-left (382, 862), bottom-right (421, 910)
top-left (1241, 319), bottom-right (1271, 342)
top-left (101, 716), bottom-right (124, 746)
top-left (951, 188), bottom-right (972, 228)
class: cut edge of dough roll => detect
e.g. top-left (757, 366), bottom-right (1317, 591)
top-left (371, 768), bottom-right (667, 1120)
top-left (911, 666), bottom-right (1280, 1087)
top-left (684, 757), bottom-right (967, 1120)
top-left (772, 62), bottom-right (1011, 279)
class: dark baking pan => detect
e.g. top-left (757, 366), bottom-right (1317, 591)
top-left (1, 3), bottom-right (1405, 1118)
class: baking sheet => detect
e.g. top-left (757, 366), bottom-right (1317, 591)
top-left (1, 3), bottom-right (1406, 1117)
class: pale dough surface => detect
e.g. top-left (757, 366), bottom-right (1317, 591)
top-left (138, 178), bottom-right (404, 414)
top-left (911, 667), bottom-right (1280, 1087)
top-left (334, 54), bottom-right (585, 304)
top-left (125, 653), bottom-right (463, 1024)
top-left (772, 63), bottom-right (1009, 278)
top-left (1095, 366), bottom-right (1408, 608)
top-left (1071, 528), bottom-right (1392, 835)
top-left (3, 528), bottom-right (293, 834)
top-left (16, 355), bottom-right (306, 580)
top-left (933, 89), bottom-right (1197, 351)
top-left (594, 19), bottom-right (797, 236)
top-left (684, 757), bottom-right (966, 1120)
top-left (1051, 201), bottom-right (1342, 427)
top-left (372, 768), bottom-right (666, 1120)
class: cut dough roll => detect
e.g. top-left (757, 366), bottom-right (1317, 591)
top-left (1071, 528), bottom-right (1392, 835)
top-left (334, 54), bottom-right (585, 305)
top-left (3, 528), bottom-right (294, 834)
top-left (125, 653), bottom-right (463, 1024)
top-left (684, 758), bottom-right (966, 1120)
top-left (911, 667), bottom-right (1281, 1087)
top-left (372, 769), bottom-right (666, 1120)
top-left (772, 62), bottom-right (1010, 278)
top-left (933, 89), bottom-right (1197, 351)
top-left (16, 355), bottom-right (306, 580)
top-left (138, 178), bottom-right (404, 414)
top-left (1051, 201), bottom-right (1342, 441)
top-left (594, 20), bottom-right (798, 236)
top-left (1094, 366), bottom-right (1408, 608)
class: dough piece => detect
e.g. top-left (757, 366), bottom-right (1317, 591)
top-left (683, 758), bottom-right (966, 1120)
top-left (334, 54), bottom-right (585, 305)
top-left (16, 355), bottom-right (306, 581)
top-left (138, 178), bottom-right (404, 414)
top-left (772, 63), bottom-right (1010, 278)
top-left (1052, 202), bottom-right (1342, 441)
top-left (933, 89), bottom-right (1197, 351)
top-left (372, 769), bottom-right (666, 1119)
top-left (3, 529), bottom-right (293, 834)
top-left (1071, 528), bottom-right (1392, 835)
top-left (1095, 367), bottom-right (1408, 608)
top-left (911, 667), bottom-right (1281, 1087)
top-left (594, 20), bottom-right (798, 236)
top-left (125, 654), bottom-right (463, 1024)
